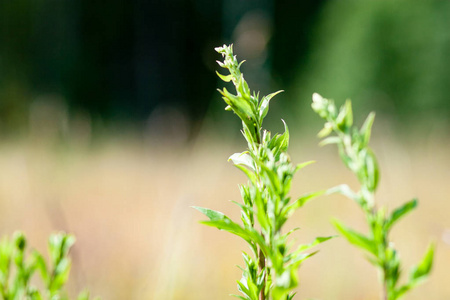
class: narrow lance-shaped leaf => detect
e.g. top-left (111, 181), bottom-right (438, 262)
top-left (385, 199), bottom-right (418, 231)
top-left (293, 236), bottom-right (337, 254)
top-left (216, 71), bottom-right (233, 82)
top-left (332, 219), bottom-right (377, 256)
top-left (364, 149), bottom-right (379, 192)
top-left (192, 207), bottom-right (267, 256)
top-left (259, 90), bottom-right (284, 120)
top-left (317, 123), bottom-right (333, 138)
top-left (344, 99), bottom-right (353, 128)
top-left (294, 160), bottom-right (315, 173)
top-left (360, 112), bottom-right (375, 147)
top-left (281, 190), bottom-right (325, 219)
top-left (409, 242), bottom-right (435, 284)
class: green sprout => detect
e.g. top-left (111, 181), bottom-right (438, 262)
top-left (194, 45), bottom-right (334, 300)
top-left (0, 231), bottom-right (98, 300)
top-left (312, 93), bottom-right (434, 300)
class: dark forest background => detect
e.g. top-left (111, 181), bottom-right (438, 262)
top-left (1, 0), bottom-right (449, 138)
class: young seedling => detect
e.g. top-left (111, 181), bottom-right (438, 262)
top-left (311, 93), bottom-right (434, 300)
top-left (194, 45), bottom-right (333, 300)
top-left (0, 231), bottom-right (98, 300)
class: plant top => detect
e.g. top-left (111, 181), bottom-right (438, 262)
top-left (194, 45), bottom-right (333, 300)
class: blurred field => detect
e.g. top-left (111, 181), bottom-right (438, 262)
top-left (0, 123), bottom-right (448, 300)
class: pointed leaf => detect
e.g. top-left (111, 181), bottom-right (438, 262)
top-left (319, 136), bottom-right (341, 147)
top-left (281, 190), bottom-right (325, 218)
top-left (294, 160), bottom-right (315, 173)
top-left (192, 207), bottom-right (268, 255)
top-left (216, 71), bottom-right (233, 82)
top-left (278, 120), bottom-right (289, 152)
top-left (386, 199), bottom-right (418, 230)
top-left (259, 90), bottom-right (283, 120)
top-left (290, 250), bottom-right (319, 265)
top-left (333, 220), bottom-right (377, 256)
top-left (230, 294), bottom-right (249, 300)
top-left (360, 112), bottom-right (375, 146)
top-left (364, 149), bottom-right (379, 192)
top-left (409, 242), bottom-right (435, 284)
top-left (235, 165), bottom-right (257, 184)
top-left (317, 123), bottom-right (333, 138)
top-left (294, 236), bottom-right (336, 253)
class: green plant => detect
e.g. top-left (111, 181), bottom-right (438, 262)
top-left (311, 93), bottom-right (434, 300)
top-left (193, 45), bottom-right (333, 300)
top-left (0, 231), bottom-right (98, 300)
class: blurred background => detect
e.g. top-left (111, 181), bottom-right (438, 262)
top-left (0, 0), bottom-right (449, 299)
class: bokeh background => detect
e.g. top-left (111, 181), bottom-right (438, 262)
top-left (1, 0), bottom-right (449, 299)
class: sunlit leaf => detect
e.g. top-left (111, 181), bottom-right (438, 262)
top-left (333, 220), bottom-right (377, 256)
top-left (385, 199), bottom-right (417, 230)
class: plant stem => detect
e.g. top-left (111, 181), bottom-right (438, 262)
top-left (258, 247), bottom-right (266, 300)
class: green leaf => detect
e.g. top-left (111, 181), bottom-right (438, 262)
top-left (409, 242), bottom-right (435, 284)
top-left (50, 258), bottom-right (72, 292)
top-left (219, 88), bottom-right (255, 123)
top-left (395, 243), bottom-right (435, 299)
top-left (230, 294), bottom-right (249, 300)
top-left (336, 104), bottom-right (347, 130)
top-left (278, 120), bottom-right (290, 152)
top-left (287, 293), bottom-right (297, 300)
top-left (254, 192), bottom-right (270, 232)
top-left (272, 268), bottom-right (295, 300)
top-left (237, 276), bottom-right (258, 300)
top-left (235, 165), bottom-right (257, 184)
top-left (289, 250), bottom-right (319, 266)
top-left (259, 90), bottom-right (283, 120)
top-left (364, 149), bottom-right (379, 192)
top-left (360, 112), bottom-right (375, 146)
top-left (192, 207), bottom-right (267, 255)
top-left (48, 233), bottom-right (75, 267)
top-left (237, 75), bottom-right (251, 100)
top-left (13, 232), bottom-right (26, 252)
top-left (318, 136), bottom-right (340, 147)
top-left (77, 290), bottom-right (90, 300)
top-left (332, 220), bottom-right (377, 256)
top-left (229, 152), bottom-right (255, 171)
top-left (294, 236), bottom-right (336, 253)
top-left (281, 191), bottom-right (325, 219)
top-left (294, 160), bottom-right (315, 173)
top-left (385, 199), bottom-right (418, 230)
top-left (216, 71), bottom-right (233, 82)
top-left (259, 163), bottom-right (281, 194)
top-left (317, 123), bottom-right (333, 138)
top-left (32, 251), bottom-right (49, 285)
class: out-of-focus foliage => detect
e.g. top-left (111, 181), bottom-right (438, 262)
top-left (0, 232), bottom-right (98, 300)
top-left (295, 0), bottom-right (450, 124)
top-left (312, 93), bottom-right (434, 300)
top-left (0, 0), bottom-right (221, 132)
top-left (1, 0), bottom-right (449, 135)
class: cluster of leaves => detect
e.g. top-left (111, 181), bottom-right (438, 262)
top-left (194, 45), bottom-right (333, 300)
top-left (0, 231), bottom-right (98, 300)
top-left (311, 93), bottom-right (434, 300)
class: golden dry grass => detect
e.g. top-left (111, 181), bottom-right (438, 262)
top-left (0, 125), bottom-right (448, 300)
